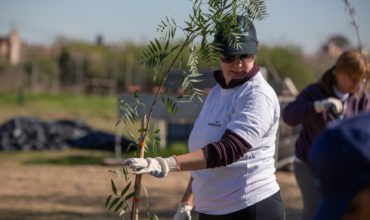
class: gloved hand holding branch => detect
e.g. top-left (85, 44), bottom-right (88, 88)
top-left (124, 156), bottom-right (180, 178)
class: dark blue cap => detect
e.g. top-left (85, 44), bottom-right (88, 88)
top-left (309, 113), bottom-right (370, 220)
top-left (214, 15), bottom-right (258, 56)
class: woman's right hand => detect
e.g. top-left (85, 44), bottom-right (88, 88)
top-left (173, 202), bottom-right (193, 220)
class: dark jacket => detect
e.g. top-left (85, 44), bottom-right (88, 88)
top-left (282, 67), bottom-right (370, 163)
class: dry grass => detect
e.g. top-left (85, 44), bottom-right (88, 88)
top-left (0, 150), bottom-right (302, 220)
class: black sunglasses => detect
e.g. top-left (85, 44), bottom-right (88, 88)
top-left (221, 54), bottom-right (255, 63)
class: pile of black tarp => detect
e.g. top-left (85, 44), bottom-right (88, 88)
top-left (0, 117), bottom-right (133, 151)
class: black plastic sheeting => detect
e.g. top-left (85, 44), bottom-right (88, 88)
top-left (0, 117), bottom-right (133, 151)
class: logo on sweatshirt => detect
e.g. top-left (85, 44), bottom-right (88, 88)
top-left (208, 120), bottom-right (222, 127)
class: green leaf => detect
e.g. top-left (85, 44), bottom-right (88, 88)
top-left (134, 91), bottom-right (139, 100)
top-left (108, 197), bottom-right (120, 211)
top-left (127, 131), bottom-right (135, 140)
top-left (161, 96), bottom-right (165, 105)
top-left (155, 38), bottom-right (162, 51)
top-left (124, 191), bottom-right (136, 202)
top-left (105, 194), bottom-right (113, 208)
top-left (164, 39), bottom-right (170, 50)
top-left (193, 88), bottom-right (204, 93)
top-left (120, 182), bottom-right (132, 197)
top-left (126, 143), bottom-right (137, 152)
top-left (170, 45), bottom-right (180, 52)
top-left (150, 215), bottom-right (159, 220)
top-left (114, 201), bottom-right (124, 213)
top-left (189, 79), bottom-right (203, 83)
top-left (182, 77), bottom-right (190, 88)
top-left (122, 167), bottom-right (129, 181)
top-left (149, 41), bottom-right (156, 53)
top-left (196, 93), bottom-right (204, 103)
top-left (111, 179), bottom-right (117, 195)
top-left (138, 128), bottom-right (147, 133)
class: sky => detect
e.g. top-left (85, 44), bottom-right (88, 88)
top-left (0, 0), bottom-right (369, 55)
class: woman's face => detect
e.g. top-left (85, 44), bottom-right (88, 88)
top-left (220, 54), bottom-right (256, 85)
top-left (335, 70), bottom-right (364, 94)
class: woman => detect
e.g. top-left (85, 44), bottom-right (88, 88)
top-left (282, 49), bottom-right (370, 220)
top-left (125, 16), bottom-right (285, 220)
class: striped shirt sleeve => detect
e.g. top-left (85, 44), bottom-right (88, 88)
top-left (202, 129), bottom-right (252, 168)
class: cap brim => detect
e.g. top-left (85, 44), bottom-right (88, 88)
top-left (314, 196), bottom-right (352, 220)
top-left (221, 42), bottom-right (257, 56)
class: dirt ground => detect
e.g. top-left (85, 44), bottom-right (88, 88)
top-left (0, 159), bottom-right (302, 220)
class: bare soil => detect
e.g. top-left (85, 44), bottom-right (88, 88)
top-left (0, 156), bottom-right (302, 220)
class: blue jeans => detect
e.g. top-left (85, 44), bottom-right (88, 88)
top-left (294, 160), bottom-right (320, 220)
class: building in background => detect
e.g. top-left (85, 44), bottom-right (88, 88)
top-left (0, 29), bottom-right (22, 65)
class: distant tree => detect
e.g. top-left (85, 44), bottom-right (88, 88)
top-left (258, 45), bottom-right (316, 91)
top-left (25, 53), bottom-right (59, 92)
top-left (58, 41), bottom-right (118, 92)
top-left (58, 47), bottom-right (74, 85)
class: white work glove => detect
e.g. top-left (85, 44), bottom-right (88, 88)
top-left (173, 202), bottom-right (193, 220)
top-left (314, 97), bottom-right (343, 114)
top-left (123, 156), bottom-right (179, 178)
